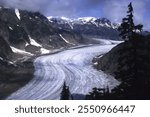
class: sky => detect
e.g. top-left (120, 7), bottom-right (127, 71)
top-left (0, 0), bottom-right (150, 30)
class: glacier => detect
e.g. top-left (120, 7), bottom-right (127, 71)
top-left (7, 44), bottom-right (119, 100)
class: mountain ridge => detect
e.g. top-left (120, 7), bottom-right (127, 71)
top-left (48, 16), bottom-right (120, 40)
top-left (48, 16), bottom-right (119, 29)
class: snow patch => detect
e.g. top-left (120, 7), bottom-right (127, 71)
top-left (40, 48), bottom-right (50, 54)
top-left (78, 17), bottom-right (96, 23)
top-left (25, 42), bottom-right (29, 46)
top-left (47, 16), bottom-right (53, 22)
top-left (92, 21), bottom-right (99, 27)
top-left (0, 57), bottom-right (14, 65)
top-left (0, 57), bottom-right (3, 60)
top-left (93, 62), bottom-right (98, 65)
top-left (8, 61), bottom-right (14, 65)
top-left (15, 9), bottom-right (21, 20)
top-left (10, 46), bottom-right (33, 56)
top-left (97, 23), bottom-right (104, 27)
top-left (105, 23), bottom-right (111, 27)
top-left (61, 16), bottom-right (70, 21)
top-left (59, 34), bottom-right (74, 45)
top-left (9, 26), bottom-right (13, 30)
top-left (28, 35), bottom-right (42, 47)
top-left (67, 21), bottom-right (74, 29)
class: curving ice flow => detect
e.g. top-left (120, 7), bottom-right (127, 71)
top-left (7, 44), bottom-right (119, 100)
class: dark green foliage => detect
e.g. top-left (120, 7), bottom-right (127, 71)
top-left (85, 87), bottom-right (110, 100)
top-left (114, 35), bottom-right (150, 99)
top-left (134, 24), bottom-right (143, 32)
top-left (118, 2), bottom-right (143, 40)
top-left (115, 3), bottom-right (150, 99)
top-left (60, 82), bottom-right (70, 100)
top-left (115, 14), bottom-right (150, 99)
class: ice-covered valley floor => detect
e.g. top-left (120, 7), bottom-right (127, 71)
top-left (7, 44), bottom-right (119, 100)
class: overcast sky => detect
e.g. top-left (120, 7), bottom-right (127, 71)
top-left (0, 0), bottom-right (150, 30)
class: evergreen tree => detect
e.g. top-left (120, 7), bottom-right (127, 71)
top-left (114, 36), bottom-right (150, 99)
top-left (113, 2), bottom-right (150, 99)
top-left (134, 24), bottom-right (143, 32)
top-left (118, 2), bottom-right (143, 40)
top-left (60, 82), bottom-right (70, 100)
top-left (85, 87), bottom-right (110, 100)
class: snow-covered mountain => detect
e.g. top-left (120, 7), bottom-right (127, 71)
top-left (47, 16), bottom-right (120, 40)
top-left (48, 16), bottom-right (119, 29)
top-left (0, 7), bottom-right (85, 60)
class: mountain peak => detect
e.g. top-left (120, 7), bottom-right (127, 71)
top-left (47, 16), bottom-right (118, 29)
top-left (78, 17), bottom-right (97, 22)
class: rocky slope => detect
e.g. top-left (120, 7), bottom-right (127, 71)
top-left (93, 42), bottom-right (124, 75)
top-left (0, 8), bottom-right (122, 61)
top-left (93, 35), bottom-right (150, 76)
top-left (0, 7), bottom-right (51, 99)
top-left (0, 7), bottom-right (85, 57)
top-left (93, 35), bottom-right (150, 99)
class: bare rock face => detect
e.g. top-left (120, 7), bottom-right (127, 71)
top-left (0, 36), bottom-right (13, 59)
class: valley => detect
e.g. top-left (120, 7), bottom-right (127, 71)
top-left (7, 44), bottom-right (120, 100)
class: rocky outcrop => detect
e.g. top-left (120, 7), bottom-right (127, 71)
top-left (0, 36), bottom-right (13, 60)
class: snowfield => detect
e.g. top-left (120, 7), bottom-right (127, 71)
top-left (7, 44), bottom-right (119, 100)
top-left (15, 9), bottom-right (21, 20)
